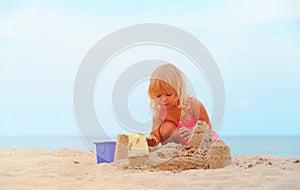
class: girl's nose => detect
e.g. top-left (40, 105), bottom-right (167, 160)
top-left (161, 96), bottom-right (167, 103)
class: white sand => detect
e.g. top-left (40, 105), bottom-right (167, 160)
top-left (115, 122), bottom-right (231, 171)
top-left (0, 148), bottom-right (299, 190)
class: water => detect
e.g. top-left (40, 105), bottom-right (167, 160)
top-left (0, 136), bottom-right (299, 157)
top-left (221, 136), bottom-right (300, 157)
top-left (0, 136), bottom-right (88, 151)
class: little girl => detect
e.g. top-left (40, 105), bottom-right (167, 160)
top-left (146, 63), bottom-right (218, 147)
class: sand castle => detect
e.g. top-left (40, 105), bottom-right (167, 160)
top-left (114, 121), bottom-right (231, 172)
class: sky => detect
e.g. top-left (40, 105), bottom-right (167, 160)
top-left (1, 0), bottom-right (300, 138)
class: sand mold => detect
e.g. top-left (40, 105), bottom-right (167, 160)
top-left (115, 121), bottom-right (231, 172)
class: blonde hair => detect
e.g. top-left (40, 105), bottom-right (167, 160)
top-left (148, 63), bottom-right (190, 118)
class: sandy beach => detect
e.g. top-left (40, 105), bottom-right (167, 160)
top-left (0, 148), bottom-right (299, 190)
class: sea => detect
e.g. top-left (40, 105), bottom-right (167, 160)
top-left (0, 136), bottom-right (299, 158)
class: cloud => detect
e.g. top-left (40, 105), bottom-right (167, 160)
top-left (2, 0), bottom-right (298, 39)
top-left (1, 1), bottom-right (299, 137)
top-left (0, 8), bottom-right (57, 37)
top-left (182, 0), bottom-right (300, 28)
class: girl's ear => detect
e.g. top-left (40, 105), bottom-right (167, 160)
top-left (175, 97), bottom-right (180, 108)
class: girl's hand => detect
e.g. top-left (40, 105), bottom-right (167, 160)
top-left (179, 127), bottom-right (192, 140)
top-left (146, 136), bottom-right (158, 147)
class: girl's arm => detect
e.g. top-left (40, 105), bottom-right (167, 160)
top-left (147, 117), bottom-right (162, 147)
top-left (190, 97), bottom-right (211, 129)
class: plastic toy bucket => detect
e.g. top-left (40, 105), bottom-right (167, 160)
top-left (94, 141), bottom-right (116, 164)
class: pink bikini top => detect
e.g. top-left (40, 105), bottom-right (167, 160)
top-left (160, 96), bottom-right (219, 144)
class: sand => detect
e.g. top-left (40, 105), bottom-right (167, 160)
top-left (1, 122), bottom-right (299, 189)
top-left (0, 148), bottom-right (300, 190)
top-left (116, 121), bottom-right (231, 171)
top-left (1, 121), bottom-right (299, 190)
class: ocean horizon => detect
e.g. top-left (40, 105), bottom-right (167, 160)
top-left (1, 136), bottom-right (299, 158)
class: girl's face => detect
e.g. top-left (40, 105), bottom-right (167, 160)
top-left (154, 90), bottom-right (178, 109)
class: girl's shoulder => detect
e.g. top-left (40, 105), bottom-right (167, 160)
top-left (187, 95), bottom-right (203, 114)
top-left (187, 95), bottom-right (201, 106)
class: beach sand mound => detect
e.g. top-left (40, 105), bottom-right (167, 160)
top-left (115, 121), bottom-right (231, 172)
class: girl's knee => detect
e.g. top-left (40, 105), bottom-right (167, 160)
top-left (159, 121), bottom-right (177, 141)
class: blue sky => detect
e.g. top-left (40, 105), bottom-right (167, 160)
top-left (1, 0), bottom-right (300, 138)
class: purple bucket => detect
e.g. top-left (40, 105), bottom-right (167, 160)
top-left (94, 141), bottom-right (116, 164)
